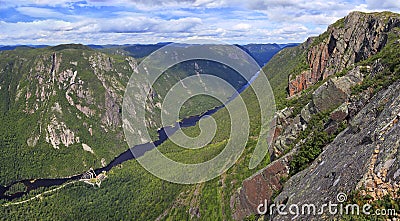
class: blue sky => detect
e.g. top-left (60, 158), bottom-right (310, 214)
top-left (0, 0), bottom-right (399, 45)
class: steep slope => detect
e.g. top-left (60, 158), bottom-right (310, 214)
top-left (231, 11), bottom-right (400, 220)
top-left (0, 45), bottom-right (136, 184)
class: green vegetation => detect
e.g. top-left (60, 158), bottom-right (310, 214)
top-left (331, 17), bottom-right (345, 28)
top-left (50, 44), bottom-right (93, 51)
top-left (149, 59), bottom-right (246, 123)
top-left (1, 160), bottom-right (186, 220)
top-left (289, 54), bottom-right (310, 81)
top-left (310, 31), bottom-right (330, 48)
top-left (289, 111), bottom-right (344, 175)
top-left (4, 183), bottom-right (27, 196)
top-left (352, 28), bottom-right (400, 95)
top-left (2, 12), bottom-right (400, 221)
top-left (0, 128), bottom-right (270, 221)
top-left (261, 43), bottom-right (310, 110)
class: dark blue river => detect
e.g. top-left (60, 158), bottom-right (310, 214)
top-left (0, 71), bottom-right (260, 201)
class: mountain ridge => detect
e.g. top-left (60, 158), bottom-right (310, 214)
top-left (231, 11), bottom-right (400, 220)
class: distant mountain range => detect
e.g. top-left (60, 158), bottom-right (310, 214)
top-left (0, 43), bottom-right (298, 67)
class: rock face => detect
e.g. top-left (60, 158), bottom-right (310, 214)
top-left (230, 66), bottom-right (363, 219)
top-left (271, 108), bottom-right (305, 157)
top-left (288, 70), bottom-right (313, 96)
top-left (231, 157), bottom-right (291, 220)
top-left (231, 12), bottom-right (400, 220)
top-left (312, 66), bottom-right (363, 112)
top-left (32, 51), bottom-right (134, 149)
top-left (288, 11), bottom-right (400, 97)
top-left (271, 80), bottom-right (400, 220)
top-left (45, 116), bottom-right (80, 149)
top-left (271, 66), bottom-right (364, 158)
top-left (0, 45), bottom-right (139, 178)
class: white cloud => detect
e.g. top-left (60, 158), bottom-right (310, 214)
top-left (242, 0), bottom-right (356, 26)
top-left (1, 0), bottom-right (400, 45)
top-left (16, 7), bottom-right (65, 18)
top-left (0, 15), bottom-right (203, 44)
top-left (96, 17), bottom-right (202, 33)
top-left (231, 23), bottom-right (252, 31)
top-left (0, 0), bottom-right (81, 8)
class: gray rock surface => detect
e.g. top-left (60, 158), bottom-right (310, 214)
top-left (271, 80), bottom-right (400, 220)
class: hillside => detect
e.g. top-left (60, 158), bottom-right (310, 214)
top-left (232, 11), bottom-right (400, 220)
top-left (0, 45), bottom-right (135, 184)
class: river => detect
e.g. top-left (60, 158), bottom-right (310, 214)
top-left (0, 71), bottom-right (260, 201)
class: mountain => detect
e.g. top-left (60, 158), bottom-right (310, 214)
top-left (232, 11), bottom-right (400, 220)
top-left (1, 11), bottom-right (400, 221)
top-left (236, 44), bottom-right (282, 66)
top-left (0, 45), bottom-right (136, 184)
top-left (100, 43), bottom-right (286, 67)
top-left (0, 45), bottom-right (48, 51)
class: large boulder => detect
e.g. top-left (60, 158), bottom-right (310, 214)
top-left (312, 67), bottom-right (363, 112)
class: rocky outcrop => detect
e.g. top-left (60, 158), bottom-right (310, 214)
top-left (271, 108), bottom-right (305, 157)
top-left (233, 61), bottom-right (390, 220)
top-left (82, 143), bottom-right (94, 154)
top-left (272, 66), bottom-right (364, 157)
top-left (45, 116), bottom-right (80, 149)
top-left (271, 80), bottom-right (400, 220)
top-left (312, 66), bottom-right (364, 112)
top-left (288, 70), bottom-right (314, 96)
top-left (231, 157), bottom-right (291, 220)
top-left (102, 91), bottom-right (121, 128)
top-left (288, 11), bottom-right (400, 97)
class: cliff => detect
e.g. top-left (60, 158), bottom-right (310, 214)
top-left (0, 46), bottom-right (139, 183)
top-left (272, 78), bottom-right (400, 220)
top-left (288, 11), bottom-right (400, 97)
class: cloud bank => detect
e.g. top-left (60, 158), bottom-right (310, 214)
top-left (0, 0), bottom-right (399, 44)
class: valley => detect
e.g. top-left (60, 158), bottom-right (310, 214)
top-left (0, 10), bottom-right (399, 221)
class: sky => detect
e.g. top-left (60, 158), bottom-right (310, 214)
top-left (0, 0), bottom-right (400, 45)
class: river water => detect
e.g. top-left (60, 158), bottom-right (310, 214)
top-left (0, 71), bottom-right (260, 201)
